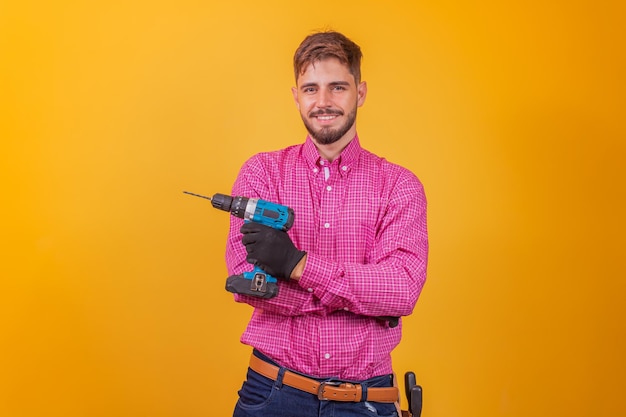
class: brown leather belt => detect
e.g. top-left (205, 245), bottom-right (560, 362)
top-left (249, 354), bottom-right (399, 403)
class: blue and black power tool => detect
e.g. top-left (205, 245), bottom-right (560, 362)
top-left (183, 191), bottom-right (294, 299)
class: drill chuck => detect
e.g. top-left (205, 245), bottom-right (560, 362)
top-left (210, 193), bottom-right (251, 219)
top-left (210, 194), bottom-right (258, 222)
top-left (209, 193), bottom-right (234, 212)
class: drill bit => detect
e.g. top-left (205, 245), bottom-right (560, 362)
top-left (183, 191), bottom-right (212, 201)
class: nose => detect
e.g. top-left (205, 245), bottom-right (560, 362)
top-left (316, 89), bottom-right (332, 108)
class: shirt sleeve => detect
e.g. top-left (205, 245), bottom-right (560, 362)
top-left (297, 173), bottom-right (428, 318)
top-left (224, 156), bottom-right (328, 317)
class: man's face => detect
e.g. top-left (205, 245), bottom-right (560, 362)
top-left (292, 58), bottom-right (367, 146)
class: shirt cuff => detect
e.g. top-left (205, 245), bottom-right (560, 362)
top-left (297, 254), bottom-right (345, 310)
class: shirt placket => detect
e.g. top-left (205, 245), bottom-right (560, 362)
top-left (317, 159), bottom-right (345, 374)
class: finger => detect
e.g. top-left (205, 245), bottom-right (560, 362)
top-left (241, 222), bottom-right (277, 234)
top-left (240, 223), bottom-right (262, 234)
top-left (241, 234), bottom-right (258, 245)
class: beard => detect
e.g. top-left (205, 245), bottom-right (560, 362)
top-left (301, 107), bottom-right (357, 145)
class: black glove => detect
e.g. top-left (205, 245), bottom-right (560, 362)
top-left (240, 223), bottom-right (306, 280)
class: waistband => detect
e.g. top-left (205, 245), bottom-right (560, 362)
top-left (249, 350), bottom-right (399, 403)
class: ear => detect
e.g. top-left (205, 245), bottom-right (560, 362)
top-left (357, 81), bottom-right (367, 107)
top-left (291, 86), bottom-right (300, 110)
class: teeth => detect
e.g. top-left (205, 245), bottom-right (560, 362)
top-left (318, 115), bottom-right (336, 120)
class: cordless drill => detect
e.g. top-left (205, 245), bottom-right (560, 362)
top-left (183, 191), bottom-right (294, 299)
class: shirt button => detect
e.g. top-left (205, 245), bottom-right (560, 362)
top-left (307, 288), bottom-right (313, 293)
top-left (343, 307), bottom-right (349, 311)
top-left (313, 168), bottom-right (319, 173)
top-left (324, 353), bottom-right (331, 359)
top-left (324, 223), bottom-right (330, 228)
top-left (326, 185), bottom-right (332, 191)
top-left (342, 166), bottom-right (348, 171)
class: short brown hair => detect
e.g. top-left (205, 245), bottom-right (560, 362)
top-left (293, 31), bottom-right (363, 84)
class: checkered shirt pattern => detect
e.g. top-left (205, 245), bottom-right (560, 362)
top-left (225, 135), bottom-right (428, 380)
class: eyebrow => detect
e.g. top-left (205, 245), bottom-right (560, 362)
top-left (300, 81), bottom-right (351, 89)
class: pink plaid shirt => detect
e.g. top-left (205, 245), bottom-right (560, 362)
top-left (225, 135), bottom-right (428, 380)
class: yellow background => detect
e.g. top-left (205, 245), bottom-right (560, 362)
top-left (1, 1), bottom-right (624, 416)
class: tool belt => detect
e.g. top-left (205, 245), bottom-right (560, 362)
top-left (249, 353), bottom-right (399, 403)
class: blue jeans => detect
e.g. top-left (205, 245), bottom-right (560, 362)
top-left (232, 351), bottom-right (398, 417)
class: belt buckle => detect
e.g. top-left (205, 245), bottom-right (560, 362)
top-left (317, 381), bottom-right (341, 401)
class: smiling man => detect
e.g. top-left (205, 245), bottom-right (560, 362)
top-left (226, 31), bottom-right (429, 417)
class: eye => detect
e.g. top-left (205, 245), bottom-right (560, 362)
top-left (332, 85), bottom-right (346, 91)
top-left (303, 87), bottom-right (317, 94)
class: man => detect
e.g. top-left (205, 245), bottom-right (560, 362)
top-left (225, 31), bottom-right (428, 417)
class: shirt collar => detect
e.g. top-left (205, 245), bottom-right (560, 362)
top-left (302, 134), bottom-right (362, 174)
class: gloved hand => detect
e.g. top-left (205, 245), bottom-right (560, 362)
top-left (240, 223), bottom-right (306, 280)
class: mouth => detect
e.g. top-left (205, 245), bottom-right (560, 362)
top-left (310, 111), bottom-right (343, 124)
top-left (316, 115), bottom-right (338, 122)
